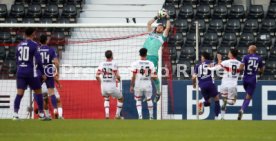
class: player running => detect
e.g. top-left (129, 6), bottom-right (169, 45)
top-left (130, 48), bottom-right (157, 120)
top-left (192, 52), bottom-right (221, 119)
top-left (13, 28), bottom-right (47, 120)
top-left (208, 48), bottom-right (242, 120)
top-left (143, 10), bottom-right (171, 102)
top-left (96, 50), bottom-right (123, 119)
top-left (238, 45), bottom-right (264, 120)
top-left (38, 34), bottom-right (59, 119)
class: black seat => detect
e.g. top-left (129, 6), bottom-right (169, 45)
top-left (225, 19), bottom-right (241, 35)
top-left (44, 4), bottom-right (59, 18)
top-left (265, 60), bottom-right (276, 74)
top-left (271, 0), bottom-right (276, 5)
top-left (10, 4), bottom-right (25, 18)
top-left (174, 19), bottom-right (189, 35)
top-left (243, 19), bottom-right (259, 35)
top-left (202, 32), bottom-right (218, 48)
top-left (49, 0), bottom-right (66, 5)
top-left (14, 0), bottom-right (31, 4)
top-left (199, 46), bottom-right (213, 58)
top-left (256, 46), bottom-right (268, 60)
top-left (261, 19), bottom-right (276, 36)
top-left (221, 33), bottom-right (237, 47)
top-left (178, 4), bottom-right (194, 21)
top-left (169, 33), bottom-right (184, 47)
top-left (270, 47), bottom-right (276, 60)
top-left (212, 5), bottom-right (228, 22)
top-left (196, 5), bottom-right (211, 22)
top-left (248, 5), bottom-right (264, 22)
top-left (22, 18), bottom-right (35, 23)
top-left (61, 4), bottom-right (77, 22)
top-left (208, 19), bottom-right (224, 36)
top-left (218, 0), bottom-right (233, 7)
top-left (0, 32), bottom-right (12, 43)
top-left (190, 19), bottom-right (206, 35)
top-left (200, 0), bottom-right (216, 7)
top-left (239, 33), bottom-right (255, 46)
top-left (267, 5), bottom-right (276, 19)
top-left (182, 0), bottom-right (198, 8)
top-left (0, 46), bottom-right (5, 61)
top-left (185, 33), bottom-right (199, 46)
top-left (170, 46), bottom-right (177, 62)
top-left (237, 46), bottom-right (248, 60)
top-left (229, 5), bottom-right (245, 21)
top-left (217, 46), bottom-right (230, 60)
top-left (5, 18), bottom-right (17, 23)
top-left (256, 33), bottom-right (272, 49)
top-left (179, 46), bottom-right (195, 61)
top-left (7, 47), bottom-right (16, 60)
top-left (40, 18), bottom-right (53, 23)
top-left (163, 3), bottom-right (176, 19)
top-left (0, 4), bottom-right (7, 21)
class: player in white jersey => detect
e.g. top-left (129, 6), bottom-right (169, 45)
top-left (130, 48), bottom-right (157, 120)
top-left (209, 48), bottom-right (241, 119)
top-left (96, 50), bottom-right (123, 119)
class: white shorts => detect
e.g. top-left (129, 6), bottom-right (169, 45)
top-left (42, 83), bottom-right (60, 99)
top-left (134, 86), bottom-right (152, 100)
top-left (220, 84), bottom-right (237, 100)
top-left (101, 85), bottom-right (122, 99)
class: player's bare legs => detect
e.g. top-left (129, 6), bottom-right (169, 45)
top-left (104, 96), bottom-right (110, 119)
top-left (13, 89), bottom-right (25, 120)
top-left (238, 94), bottom-right (252, 120)
top-left (48, 88), bottom-right (58, 118)
top-left (115, 97), bottom-right (124, 119)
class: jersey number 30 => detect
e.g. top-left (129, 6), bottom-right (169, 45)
top-left (18, 46), bottom-right (29, 61)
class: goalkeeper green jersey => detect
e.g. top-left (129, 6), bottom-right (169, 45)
top-left (143, 32), bottom-right (167, 57)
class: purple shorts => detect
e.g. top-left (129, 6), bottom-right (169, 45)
top-left (44, 77), bottom-right (55, 88)
top-left (17, 76), bottom-right (42, 90)
top-left (200, 81), bottom-right (219, 101)
top-left (243, 80), bottom-right (256, 96)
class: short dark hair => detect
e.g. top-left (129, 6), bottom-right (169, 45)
top-left (40, 34), bottom-right (48, 44)
top-left (105, 50), bottom-right (113, 59)
top-left (201, 52), bottom-right (211, 60)
top-left (139, 48), bottom-right (147, 57)
top-left (230, 48), bottom-right (238, 58)
top-left (25, 28), bottom-right (35, 36)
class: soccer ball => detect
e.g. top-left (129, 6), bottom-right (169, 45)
top-left (158, 9), bottom-right (168, 18)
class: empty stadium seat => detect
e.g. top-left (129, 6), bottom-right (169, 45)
top-left (163, 3), bottom-right (176, 19)
top-left (10, 4), bottom-right (25, 19)
top-left (0, 32), bottom-right (12, 44)
top-left (256, 33), bottom-right (272, 49)
top-left (261, 19), bottom-right (276, 36)
top-left (174, 19), bottom-right (189, 35)
top-left (248, 5), bottom-right (264, 22)
top-left (61, 4), bottom-right (77, 22)
top-left (218, 0), bottom-right (233, 7)
top-left (267, 5), bottom-right (276, 19)
top-left (190, 19), bottom-right (206, 35)
top-left (243, 19), bottom-right (259, 35)
top-left (200, 0), bottom-right (216, 7)
top-left (22, 18), bottom-right (35, 23)
top-left (212, 5), bottom-right (228, 22)
top-left (7, 47), bottom-right (16, 60)
top-left (239, 33), bottom-right (255, 46)
top-left (256, 47), bottom-right (268, 60)
top-left (225, 19), bottom-right (241, 35)
top-left (270, 47), bottom-right (276, 60)
top-left (182, 0), bottom-right (198, 8)
top-left (196, 5), bottom-right (211, 22)
top-left (237, 47), bottom-right (248, 57)
top-left (208, 19), bottom-right (224, 36)
top-left (14, 0), bottom-right (31, 4)
top-left (178, 4), bottom-right (194, 22)
top-left (202, 32), bottom-right (218, 48)
top-left (169, 33), bottom-right (184, 47)
top-left (217, 46), bottom-right (230, 60)
top-left (5, 18), bottom-right (17, 23)
top-left (49, 0), bottom-right (66, 5)
top-left (271, 0), bottom-right (276, 5)
top-left (265, 60), bottom-right (276, 74)
top-left (199, 46), bottom-right (213, 58)
top-left (40, 18), bottom-right (53, 23)
top-left (29, 3), bottom-right (42, 15)
top-left (179, 46), bottom-right (195, 60)
top-left (44, 4), bottom-right (59, 19)
top-left (185, 33), bottom-right (199, 46)
top-left (221, 33), bottom-right (237, 47)
top-left (170, 46), bottom-right (177, 62)
top-left (0, 4), bottom-right (7, 22)
top-left (229, 5), bottom-right (245, 21)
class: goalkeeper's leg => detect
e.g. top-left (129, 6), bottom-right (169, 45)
top-left (147, 55), bottom-right (161, 103)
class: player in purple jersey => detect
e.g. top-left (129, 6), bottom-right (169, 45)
top-left (13, 28), bottom-right (48, 120)
top-left (39, 35), bottom-right (59, 119)
top-left (238, 45), bottom-right (265, 120)
top-left (192, 52), bottom-right (221, 119)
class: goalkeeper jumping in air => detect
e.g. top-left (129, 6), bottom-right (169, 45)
top-left (143, 9), bottom-right (171, 102)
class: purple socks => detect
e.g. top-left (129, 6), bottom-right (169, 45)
top-left (50, 95), bottom-right (58, 109)
top-left (241, 99), bottom-right (251, 111)
top-left (214, 101), bottom-right (221, 117)
top-left (34, 94), bottom-right (44, 113)
top-left (14, 94), bottom-right (23, 113)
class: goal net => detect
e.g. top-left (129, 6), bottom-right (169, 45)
top-left (0, 23), bottom-right (170, 119)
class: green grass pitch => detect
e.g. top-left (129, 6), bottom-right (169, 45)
top-left (0, 120), bottom-right (275, 141)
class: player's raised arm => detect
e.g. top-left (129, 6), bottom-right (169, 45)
top-left (147, 16), bottom-right (157, 32)
top-left (163, 14), bottom-right (171, 37)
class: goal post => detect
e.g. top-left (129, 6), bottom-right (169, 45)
top-left (0, 23), bottom-right (168, 119)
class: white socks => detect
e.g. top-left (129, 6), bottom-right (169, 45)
top-left (58, 107), bottom-right (63, 118)
top-left (147, 100), bottom-right (153, 119)
top-left (104, 100), bottom-right (110, 118)
top-left (115, 101), bottom-right (123, 117)
top-left (136, 100), bottom-right (142, 119)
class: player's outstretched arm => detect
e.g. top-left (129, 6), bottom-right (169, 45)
top-left (147, 17), bottom-right (157, 32)
top-left (163, 14), bottom-right (171, 37)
